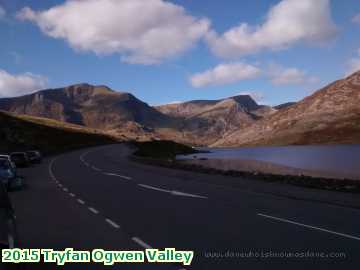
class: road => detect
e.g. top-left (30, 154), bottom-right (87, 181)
top-left (9, 144), bottom-right (360, 269)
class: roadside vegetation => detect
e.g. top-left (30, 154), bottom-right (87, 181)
top-left (132, 140), bottom-right (198, 160)
top-left (0, 111), bottom-right (119, 155)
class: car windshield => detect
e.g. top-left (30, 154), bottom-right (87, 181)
top-left (0, 160), bottom-right (10, 170)
top-left (11, 154), bottom-right (23, 159)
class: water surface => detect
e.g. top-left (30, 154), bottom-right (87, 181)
top-left (177, 145), bottom-right (360, 179)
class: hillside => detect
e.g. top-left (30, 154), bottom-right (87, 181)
top-left (0, 83), bottom-right (173, 131)
top-left (0, 111), bottom-right (119, 154)
top-left (0, 85), bottom-right (275, 145)
top-left (213, 71), bottom-right (360, 147)
top-left (155, 95), bottom-right (276, 145)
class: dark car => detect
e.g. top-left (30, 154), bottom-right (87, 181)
top-left (0, 181), bottom-right (19, 270)
top-left (0, 181), bottom-right (18, 249)
top-left (0, 160), bottom-right (23, 191)
top-left (9, 153), bottom-right (30, 168)
top-left (0, 160), bottom-right (16, 189)
top-left (0, 155), bottom-right (16, 172)
top-left (26, 151), bottom-right (42, 164)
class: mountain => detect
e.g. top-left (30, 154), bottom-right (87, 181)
top-left (0, 111), bottom-right (117, 154)
top-left (155, 95), bottom-right (276, 145)
top-left (5, 70), bottom-right (358, 149)
top-left (213, 71), bottom-right (360, 147)
top-left (0, 83), bottom-right (175, 140)
top-left (274, 102), bottom-right (296, 110)
top-left (0, 85), bottom-right (274, 145)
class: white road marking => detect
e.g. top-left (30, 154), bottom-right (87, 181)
top-left (171, 190), bottom-right (207, 199)
top-left (258, 213), bottom-right (360, 241)
top-left (58, 184), bottom-right (63, 188)
top-left (132, 237), bottom-right (153, 249)
top-left (80, 150), bottom-right (94, 167)
top-left (7, 234), bottom-right (15, 249)
top-left (77, 199), bottom-right (85, 205)
top-left (138, 184), bottom-right (169, 193)
top-left (138, 184), bottom-right (207, 199)
top-left (69, 193), bottom-right (75, 197)
top-left (104, 173), bottom-right (132, 180)
top-left (88, 207), bottom-right (99, 214)
top-left (63, 188), bottom-right (68, 192)
top-left (48, 158), bottom-right (57, 181)
top-left (92, 166), bottom-right (101, 171)
top-left (106, 218), bottom-right (120, 229)
top-left (79, 151), bottom-right (90, 163)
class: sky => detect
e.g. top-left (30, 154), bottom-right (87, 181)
top-left (0, 0), bottom-right (359, 106)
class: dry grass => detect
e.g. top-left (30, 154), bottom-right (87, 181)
top-left (0, 111), bottom-right (120, 155)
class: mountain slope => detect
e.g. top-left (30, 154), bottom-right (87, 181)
top-left (0, 83), bottom-right (171, 130)
top-left (155, 95), bottom-right (276, 145)
top-left (156, 95), bottom-right (270, 118)
top-left (0, 87), bottom-right (275, 145)
top-left (0, 111), bottom-right (118, 154)
top-left (213, 71), bottom-right (360, 147)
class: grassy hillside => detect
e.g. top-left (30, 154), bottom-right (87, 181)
top-left (0, 111), bottom-right (119, 155)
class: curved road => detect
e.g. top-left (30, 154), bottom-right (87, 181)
top-left (10, 144), bottom-right (360, 269)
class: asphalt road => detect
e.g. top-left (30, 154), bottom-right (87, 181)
top-left (8, 144), bottom-right (360, 269)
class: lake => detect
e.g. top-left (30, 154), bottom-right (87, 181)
top-left (177, 145), bottom-right (360, 180)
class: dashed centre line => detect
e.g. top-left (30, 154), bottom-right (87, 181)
top-left (103, 172), bottom-right (132, 180)
top-left (92, 166), bottom-right (101, 171)
top-left (138, 184), bottom-right (208, 199)
top-left (88, 207), bottom-right (99, 214)
top-left (105, 218), bottom-right (120, 229)
top-left (132, 237), bottom-right (153, 249)
top-left (77, 199), bottom-right (85, 205)
top-left (138, 184), bottom-right (168, 193)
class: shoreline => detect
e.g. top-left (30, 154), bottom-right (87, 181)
top-left (180, 157), bottom-right (360, 181)
top-left (130, 155), bottom-right (360, 194)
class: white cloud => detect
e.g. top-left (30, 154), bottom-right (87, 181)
top-left (345, 49), bottom-right (360, 76)
top-left (207, 0), bottom-right (337, 58)
top-left (17, 0), bottom-right (210, 65)
top-left (167, 101), bottom-right (183, 104)
top-left (190, 62), bottom-right (261, 88)
top-left (352, 13), bottom-right (360, 24)
top-left (267, 64), bottom-right (319, 86)
top-left (0, 5), bottom-right (6, 19)
top-left (0, 69), bottom-right (47, 97)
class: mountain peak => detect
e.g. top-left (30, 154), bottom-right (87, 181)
top-left (64, 83), bottom-right (116, 95)
top-left (226, 94), bottom-right (259, 111)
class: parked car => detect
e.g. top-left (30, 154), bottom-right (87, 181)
top-left (0, 181), bottom-right (18, 250)
top-left (26, 151), bottom-right (42, 164)
top-left (0, 155), bottom-right (16, 171)
top-left (0, 160), bottom-right (16, 189)
top-left (0, 159), bottom-right (23, 192)
top-left (9, 152), bottom-right (30, 168)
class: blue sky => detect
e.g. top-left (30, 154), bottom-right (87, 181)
top-left (0, 0), bottom-right (359, 106)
